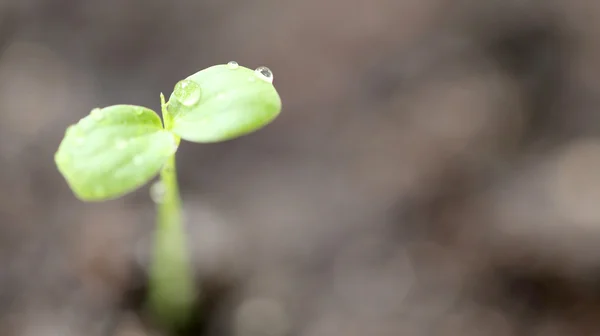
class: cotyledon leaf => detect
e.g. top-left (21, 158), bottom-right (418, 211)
top-left (54, 105), bottom-right (178, 201)
top-left (165, 63), bottom-right (282, 143)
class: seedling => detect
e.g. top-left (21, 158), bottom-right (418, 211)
top-left (54, 62), bottom-right (282, 331)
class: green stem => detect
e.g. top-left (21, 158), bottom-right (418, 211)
top-left (146, 95), bottom-right (196, 330)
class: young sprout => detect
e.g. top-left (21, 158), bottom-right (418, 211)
top-left (54, 63), bottom-right (281, 331)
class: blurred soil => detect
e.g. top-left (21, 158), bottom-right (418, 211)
top-left (3, 0), bottom-right (600, 335)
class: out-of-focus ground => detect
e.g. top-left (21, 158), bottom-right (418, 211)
top-left (2, 0), bottom-right (600, 335)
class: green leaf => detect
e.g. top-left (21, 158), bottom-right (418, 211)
top-left (54, 105), bottom-right (178, 201)
top-left (165, 63), bottom-right (282, 143)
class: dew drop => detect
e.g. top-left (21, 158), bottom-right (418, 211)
top-left (173, 79), bottom-right (202, 107)
top-left (135, 107), bottom-right (144, 115)
top-left (133, 155), bottom-right (144, 166)
top-left (227, 61), bottom-right (239, 69)
top-left (150, 181), bottom-right (166, 204)
top-left (115, 139), bottom-right (128, 150)
top-left (170, 138), bottom-right (179, 154)
top-left (90, 108), bottom-right (104, 121)
top-left (254, 66), bottom-right (273, 83)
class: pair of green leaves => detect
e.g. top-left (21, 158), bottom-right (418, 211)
top-left (55, 64), bottom-right (281, 201)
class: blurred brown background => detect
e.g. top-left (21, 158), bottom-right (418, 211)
top-left (2, 0), bottom-right (600, 335)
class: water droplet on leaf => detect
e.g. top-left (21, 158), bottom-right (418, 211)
top-left (227, 61), bottom-right (239, 69)
top-left (173, 79), bottom-right (202, 107)
top-left (170, 138), bottom-right (178, 154)
top-left (90, 108), bottom-right (104, 121)
top-left (254, 66), bottom-right (273, 83)
top-left (150, 181), bottom-right (166, 204)
top-left (135, 107), bottom-right (144, 115)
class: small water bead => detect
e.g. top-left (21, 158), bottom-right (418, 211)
top-left (173, 79), bottom-right (202, 107)
top-left (254, 66), bottom-right (273, 83)
top-left (227, 61), bottom-right (239, 69)
top-left (90, 108), bottom-right (104, 121)
top-left (170, 137), bottom-right (179, 154)
top-left (150, 181), bottom-right (166, 204)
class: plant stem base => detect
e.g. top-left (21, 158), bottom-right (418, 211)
top-left (146, 153), bottom-right (197, 330)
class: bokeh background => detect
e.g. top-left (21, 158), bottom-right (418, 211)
top-left (3, 0), bottom-right (600, 335)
